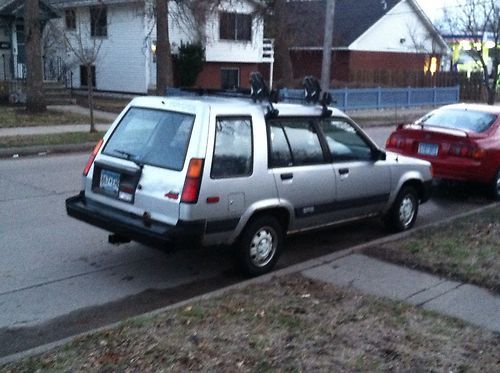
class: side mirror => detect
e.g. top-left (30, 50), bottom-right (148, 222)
top-left (373, 149), bottom-right (386, 161)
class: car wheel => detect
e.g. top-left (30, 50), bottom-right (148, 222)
top-left (492, 169), bottom-right (500, 201)
top-left (237, 216), bottom-right (283, 276)
top-left (385, 186), bottom-right (419, 232)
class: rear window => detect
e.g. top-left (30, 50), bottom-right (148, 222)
top-left (417, 108), bottom-right (497, 133)
top-left (103, 107), bottom-right (195, 171)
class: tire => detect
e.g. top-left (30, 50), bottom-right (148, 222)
top-left (237, 216), bottom-right (283, 276)
top-left (491, 169), bottom-right (500, 201)
top-left (384, 186), bottom-right (419, 232)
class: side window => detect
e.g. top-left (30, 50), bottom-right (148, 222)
top-left (319, 119), bottom-right (372, 161)
top-left (211, 117), bottom-right (253, 178)
top-left (280, 120), bottom-right (325, 166)
top-left (268, 123), bottom-right (292, 168)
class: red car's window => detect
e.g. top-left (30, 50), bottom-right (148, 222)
top-left (417, 109), bottom-right (497, 133)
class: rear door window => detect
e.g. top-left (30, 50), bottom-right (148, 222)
top-left (211, 117), bottom-right (253, 178)
top-left (103, 107), bottom-right (195, 171)
top-left (268, 119), bottom-right (326, 167)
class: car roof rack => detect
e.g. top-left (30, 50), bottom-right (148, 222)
top-left (249, 72), bottom-right (279, 119)
top-left (303, 76), bottom-right (333, 117)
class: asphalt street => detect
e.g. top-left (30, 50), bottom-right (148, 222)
top-left (0, 126), bottom-right (491, 357)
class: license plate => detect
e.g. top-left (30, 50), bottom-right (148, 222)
top-left (99, 169), bottom-right (120, 195)
top-left (418, 143), bottom-right (439, 156)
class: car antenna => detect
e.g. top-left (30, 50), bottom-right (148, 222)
top-left (303, 76), bottom-right (333, 117)
top-left (250, 72), bottom-right (279, 119)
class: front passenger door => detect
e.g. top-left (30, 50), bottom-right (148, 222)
top-left (319, 118), bottom-right (391, 220)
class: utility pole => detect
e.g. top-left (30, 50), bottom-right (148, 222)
top-left (320, 0), bottom-right (336, 92)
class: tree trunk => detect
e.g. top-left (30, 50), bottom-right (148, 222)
top-left (87, 64), bottom-right (96, 133)
top-left (156, 0), bottom-right (173, 95)
top-left (25, 0), bottom-right (46, 113)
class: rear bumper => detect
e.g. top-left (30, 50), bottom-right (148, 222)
top-left (65, 192), bottom-right (205, 249)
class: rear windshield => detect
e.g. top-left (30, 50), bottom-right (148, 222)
top-left (103, 107), bottom-right (195, 171)
top-left (416, 108), bottom-right (497, 133)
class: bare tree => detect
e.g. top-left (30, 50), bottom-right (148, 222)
top-left (25, 0), bottom-right (46, 113)
top-left (443, 0), bottom-right (499, 104)
top-left (53, 4), bottom-right (108, 132)
top-left (155, 0), bottom-right (173, 95)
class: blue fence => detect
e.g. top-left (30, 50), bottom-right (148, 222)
top-left (280, 86), bottom-right (460, 110)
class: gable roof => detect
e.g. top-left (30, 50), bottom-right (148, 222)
top-left (0, 0), bottom-right (59, 19)
top-left (282, 0), bottom-right (402, 48)
top-left (48, 0), bottom-right (140, 8)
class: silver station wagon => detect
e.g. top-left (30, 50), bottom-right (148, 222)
top-left (66, 75), bottom-right (433, 276)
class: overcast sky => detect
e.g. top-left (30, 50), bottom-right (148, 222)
top-left (415, 0), bottom-right (463, 21)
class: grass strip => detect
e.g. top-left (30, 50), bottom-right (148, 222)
top-left (2, 275), bottom-right (498, 372)
top-left (364, 206), bottom-right (500, 292)
top-left (0, 132), bottom-right (105, 148)
top-left (0, 106), bottom-right (91, 128)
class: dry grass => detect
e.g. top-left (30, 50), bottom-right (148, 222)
top-left (0, 132), bottom-right (105, 148)
top-left (365, 206), bottom-right (500, 292)
top-left (0, 106), bottom-right (91, 128)
top-left (2, 275), bottom-right (499, 372)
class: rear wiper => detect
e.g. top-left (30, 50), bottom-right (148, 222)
top-left (112, 149), bottom-right (144, 168)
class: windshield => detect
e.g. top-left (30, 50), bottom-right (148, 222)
top-left (416, 108), bottom-right (497, 133)
top-left (103, 107), bottom-right (195, 171)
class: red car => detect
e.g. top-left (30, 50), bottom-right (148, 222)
top-left (386, 103), bottom-right (500, 200)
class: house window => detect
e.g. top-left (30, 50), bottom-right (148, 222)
top-left (221, 68), bottom-right (239, 89)
top-left (65, 9), bottom-right (76, 30)
top-left (219, 12), bottom-right (251, 41)
top-left (90, 6), bottom-right (107, 37)
top-left (80, 65), bottom-right (96, 88)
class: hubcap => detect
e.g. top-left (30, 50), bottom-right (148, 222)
top-left (249, 227), bottom-right (276, 267)
top-left (399, 195), bottom-right (415, 227)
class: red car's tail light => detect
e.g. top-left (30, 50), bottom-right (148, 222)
top-left (447, 142), bottom-right (484, 160)
top-left (83, 139), bottom-right (104, 176)
top-left (386, 134), bottom-right (405, 148)
top-left (181, 158), bottom-right (204, 204)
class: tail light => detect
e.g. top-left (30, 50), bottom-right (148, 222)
top-left (83, 139), bottom-right (104, 176)
top-left (447, 142), bottom-right (484, 160)
top-left (181, 158), bottom-right (204, 203)
top-left (386, 134), bottom-right (405, 149)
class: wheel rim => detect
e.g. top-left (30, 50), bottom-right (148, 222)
top-left (249, 226), bottom-right (277, 268)
top-left (399, 195), bottom-right (415, 228)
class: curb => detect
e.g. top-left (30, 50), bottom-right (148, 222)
top-left (1, 202), bottom-right (498, 366)
top-left (0, 143), bottom-right (94, 159)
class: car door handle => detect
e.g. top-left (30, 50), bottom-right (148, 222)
top-left (338, 168), bottom-right (349, 175)
top-left (280, 172), bottom-right (293, 180)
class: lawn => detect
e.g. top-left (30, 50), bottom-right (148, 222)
top-left (364, 205), bottom-right (500, 292)
top-left (2, 275), bottom-right (498, 372)
top-left (0, 106), bottom-right (91, 128)
top-left (0, 132), bottom-right (105, 149)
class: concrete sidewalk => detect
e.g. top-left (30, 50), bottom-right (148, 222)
top-left (302, 253), bottom-right (500, 332)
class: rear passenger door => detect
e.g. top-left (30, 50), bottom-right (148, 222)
top-left (267, 118), bottom-right (336, 230)
top-left (318, 118), bottom-right (391, 220)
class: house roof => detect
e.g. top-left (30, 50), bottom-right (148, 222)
top-left (0, 0), bottom-right (59, 19)
top-left (48, 0), bottom-right (140, 8)
top-left (282, 0), bottom-right (447, 52)
top-left (282, 0), bottom-right (402, 48)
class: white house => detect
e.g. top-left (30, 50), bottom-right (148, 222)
top-left (46, 0), bottom-right (266, 94)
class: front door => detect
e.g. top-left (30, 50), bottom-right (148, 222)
top-left (318, 118), bottom-right (391, 221)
